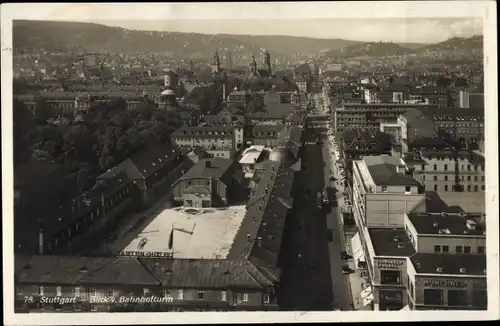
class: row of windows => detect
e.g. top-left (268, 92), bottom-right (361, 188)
top-left (30, 286), bottom-right (266, 303)
top-left (425, 175), bottom-right (485, 182)
top-left (434, 245), bottom-right (484, 254)
top-left (425, 164), bottom-right (484, 172)
top-left (422, 288), bottom-right (487, 307)
top-left (432, 184), bottom-right (484, 192)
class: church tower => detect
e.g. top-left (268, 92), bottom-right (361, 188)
top-left (212, 51), bottom-right (221, 74)
top-left (250, 54), bottom-right (257, 74)
top-left (265, 51), bottom-right (272, 76)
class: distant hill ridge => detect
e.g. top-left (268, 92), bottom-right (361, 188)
top-left (13, 20), bottom-right (483, 57)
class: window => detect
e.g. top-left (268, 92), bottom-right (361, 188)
top-left (474, 185), bottom-right (478, 192)
top-left (434, 245), bottom-right (441, 253)
top-left (106, 288), bottom-right (114, 297)
top-left (434, 176), bottom-right (438, 181)
top-left (464, 246), bottom-right (471, 253)
top-left (221, 291), bottom-right (227, 301)
top-left (481, 165), bottom-right (485, 171)
top-left (263, 293), bottom-right (270, 303)
top-left (178, 289), bottom-right (184, 300)
top-left (421, 164), bottom-right (425, 171)
top-left (444, 176), bottom-right (448, 181)
top-left (423, 289), bottom-right (443, 305)
top-left (472, 290), bottom-right (487, 308)
top-left (433, 164), bottom-right (437, 171)
top-left (442, 245), bottom-right (449, 253)
top-left (380, 270), bottom-right (402, 285)
top-left (467, 176), bottom-right (471, 181)
top-left (38, 286), bottom-right (44, 296)
top-left (73, 287), bottom-right (80, 297)
top-left (89, 288), bottom-right (96, 297)
top-left (474, 176), bottom-right (478, 181)
top-left (243, 293), bottom-right (249, 302)
top-left (448, 290), bottom-right (468, 306)
top-left (456, 246), bottom-right (463, 253)
top-left (381, 186), bottom-right (388, 192)
top-left (478, 246), bottom-right (485, 254)
top-left (90, 304), bottom-right (98, 312)
top-left (481, 185), bottom-right (485, 191)
top-left (481, 176), bottom-right (485, 181)
top-left (197, 290), bottom-right (205, 300)
top-left (161, 288), bottom-right (169, 298)
top-left (444, 164), bottom-right (448, 171)
top-left (405, 186), bottom-right (411, 193)
top-left (467, 165), bottom-right (471, 171)
top-left (474, 165), bottom-right (478, 171)
top-left (56, 286), bottom-right (62, 296)
top-left (467, 185), bottom-right (472, 192)
top-left (444, 185), bottom-right (448, 192)
top-left (143, 288), bottom-right (150, 296)
top-left (434, 185), bottom-right (438, 191)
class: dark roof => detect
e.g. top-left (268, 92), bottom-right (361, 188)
top-left (98, 143), bottom-right (182, 181)
top-left (251, 124), bottom-right (285, 134)
top-left (42, 173), bottom-right (132, 237)
top-left (363, 156), bottom-right (420, 186)
top-left (368, 228), bottom-right (416, 257)
top-left (406, 212), bottom-right (485, 236)
top-left (172, 125), bottom-right (234, 137)
top-left (15, 256), bottom-right (276, 288)
top-left (227, 159), bottom-right (294, 274)
top-left (420, 151), bottom-right (485, 165)
top-left (410, 253), bottom-right (487, 276)
top-left (175, 158), bottom-right (235, 184)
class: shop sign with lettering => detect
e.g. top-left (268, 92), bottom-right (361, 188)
top-left (472, 281), bottom-right (487, 290)
top-left (376, 259), bottom-right (405, 270)
top-left (423, 279), bottom-right (468, 289)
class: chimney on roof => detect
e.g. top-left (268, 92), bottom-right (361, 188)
top-left (38, 228), bottom-right (44, 255)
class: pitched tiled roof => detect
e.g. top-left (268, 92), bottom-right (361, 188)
top-left (15, 256), bottom-right (275, 288)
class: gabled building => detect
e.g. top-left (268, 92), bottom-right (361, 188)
top-left (171, 158), bottom-right (243, 208)
top-left (97, 144), bottom-right (184, 206)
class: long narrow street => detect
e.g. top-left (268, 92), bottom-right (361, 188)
top-left (277, 126), bottom-right (351, 311)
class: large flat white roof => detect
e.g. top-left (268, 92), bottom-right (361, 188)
top-left (121, 205), bottom-right (246, 259)
top-left (239, 152), bottom-right (262, 165)
top-left (242, 145), bottom-right (265, 156)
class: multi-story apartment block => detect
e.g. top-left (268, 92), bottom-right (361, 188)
top-left (403, 150), bottom-right (485, 193)
top-left (351, 155), bottom-right (426, 229)
top-left (171, 125), bottom-right (244, 159)
top-left (333, 103), bottom-right (437, 134)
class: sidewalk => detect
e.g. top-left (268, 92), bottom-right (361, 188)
top-left (344, 232), bottom-right (373, 311)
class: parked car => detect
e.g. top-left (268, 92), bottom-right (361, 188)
top-left (342, 265), bottom-right (355, 274)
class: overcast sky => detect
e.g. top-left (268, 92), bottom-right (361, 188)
top-left (92, 18), bottom-right (482, 44)
top-left (3, 3), bottom-right (486, 44)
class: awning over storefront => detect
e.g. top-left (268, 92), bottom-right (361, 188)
top-left (362, 293), bottom-right (374, 307)
top-left (351, 232), bottom-right (365, 263)
top-left (361, 286), bottom-right (372, 300)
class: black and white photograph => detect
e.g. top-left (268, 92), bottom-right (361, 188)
top-left (2, 2), bottom-right (498, 325)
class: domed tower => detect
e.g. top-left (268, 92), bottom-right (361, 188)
top-left (158, 88), bottom-right (178, 111)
